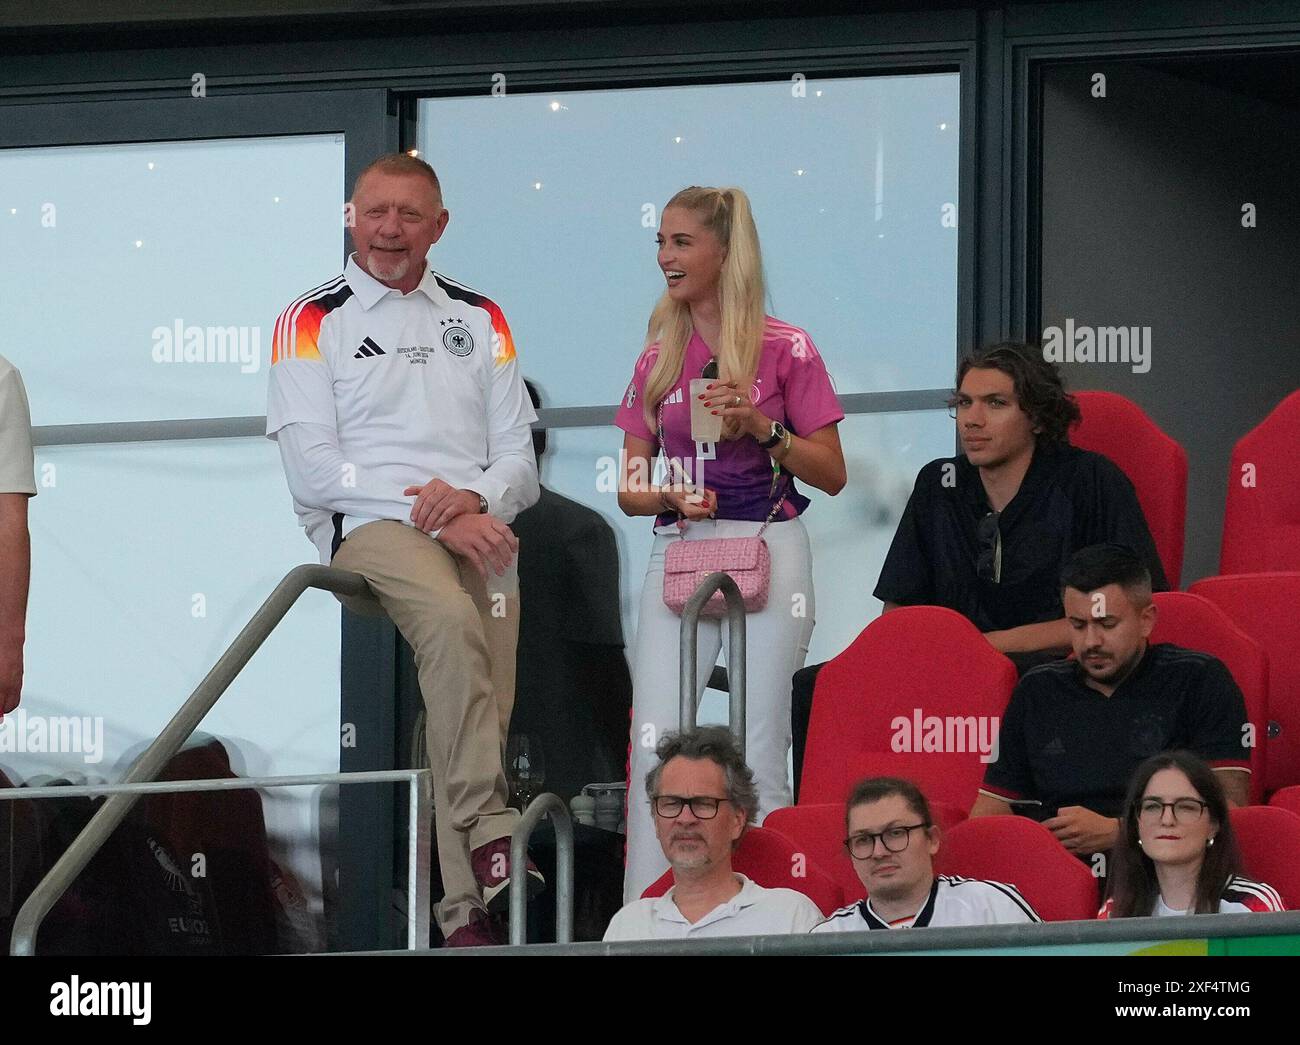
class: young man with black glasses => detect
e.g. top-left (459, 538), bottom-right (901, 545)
top-left (792, 342), bottom-right (1167, 793)
top-left (603, 726), bottom-right (822, 940)
top-left (813, 777), bottom-right (1040, 931)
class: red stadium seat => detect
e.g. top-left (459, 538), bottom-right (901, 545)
top-left (934, 815), bottom-right (1100, 921)
top-left (1149, 592), bottom-right (1267, 803)
top-left (765, 800), bottom-right (968, 904)
top-left (799, 607), bottom-right (1018, 813)
top-left (1228, 806), bottom-right (1300, 911)
top-left (1071, 390), bottom-right (1188, 589)
top-left (763, 803), bottom-right (863, 903)
top-left (1268, 786), bottom-right (1300, 818)
top-left (1190, 574), bottom-right (1300, 794)
top-left (641, 825), bottom-right (844, 915)
top-left (1220, 390), bottom-right (1300, 574)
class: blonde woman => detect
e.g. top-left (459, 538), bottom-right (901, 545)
top-left (614, 186), bottom-right (847, 900)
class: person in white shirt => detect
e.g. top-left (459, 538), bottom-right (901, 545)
top-left (1098, 751), bottom-right (1284, 919)
top-left (604, 727), bottom-right (822, 941)
top-left (0, 354), bottom-right (36, 718)
top-left (267, 153), bottom-right (541, 947)
top-left (813, 777), bottom-right (1040, 932)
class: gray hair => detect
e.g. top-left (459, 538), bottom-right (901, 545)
top-left (644, 726), bottom-right (759, 826)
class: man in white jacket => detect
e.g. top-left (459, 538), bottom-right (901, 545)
top-left (267, 153), bottom-right (540, 947)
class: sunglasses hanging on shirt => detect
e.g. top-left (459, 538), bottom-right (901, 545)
top-left (976, 510), bottom-right (1002, 583)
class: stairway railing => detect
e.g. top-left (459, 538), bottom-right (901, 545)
top-left (3, 768), bottom-right (432, 954)
top-left (6, 564), bottom-right (381, 956)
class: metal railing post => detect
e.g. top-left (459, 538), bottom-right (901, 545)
top-left (508, 793), bottom-right (574, 946)
top-left (8, 564), bottom-right (370, 957)
top-left (678, 572), bottom-right (747, 754)
top-left (407, 768), bottom-right (433, 951)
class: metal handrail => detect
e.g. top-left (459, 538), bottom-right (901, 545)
top-left (508, 793), bottom-right (574, 946)
top-left (2, 768), bottom-right (432, 955)
top-left (7, 563), bottom-right (373, 956)
top-left (679, 572), bottom-right (747, 754)
top-left (354, 908), bottom-right (1300, 957)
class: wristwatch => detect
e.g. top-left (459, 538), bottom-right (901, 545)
top-left (758, 421), bottom-right (786, 449)
top-left (476, 494), bottom-right (489, 514)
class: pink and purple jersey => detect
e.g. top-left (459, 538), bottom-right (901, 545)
top-left (614, 318), bottom-right (844, 526)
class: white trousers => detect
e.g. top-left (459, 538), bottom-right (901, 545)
top-left (623, 516), bottom-right (816, 902)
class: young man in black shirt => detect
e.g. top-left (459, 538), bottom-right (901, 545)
top-left (972, 544), bottom-right (1250, 857)
top-left (792, 343), bottom-right (1167, 793)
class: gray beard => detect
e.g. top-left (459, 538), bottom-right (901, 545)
top-left (666, 838), bottom-right (712, 874)
top-left (366, 252), bottom-right (410, 284)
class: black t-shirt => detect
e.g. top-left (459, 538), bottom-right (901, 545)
top-left (873, 440), bottom-right (1168, 632)
top-left (981, 643), bottom-right (1250, 819)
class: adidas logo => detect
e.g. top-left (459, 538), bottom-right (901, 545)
top-left (1043, 737), bottom-right (1066, 756)
top-left (354, 337), bottom-right (385, 359)
top-left (664, 387), bottom-right (684, 406)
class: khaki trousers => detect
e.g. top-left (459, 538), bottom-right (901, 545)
top-left (332, 520), bottom-right (519, 936)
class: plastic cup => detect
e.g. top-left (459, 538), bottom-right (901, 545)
top-left (689, 378), bottom-right (724, 442)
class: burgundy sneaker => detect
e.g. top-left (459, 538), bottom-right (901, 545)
top-left (470, 837), bottom-right (545, 913)
top-left (443, 910), bottom-right (504, 948)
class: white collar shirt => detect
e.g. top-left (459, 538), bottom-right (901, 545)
top-left (603, 874), bottom-right (824, 941)
top-left (811, 875), bottom-right (1041, 932)
top-left (266, 255), bottom-right (538, 563)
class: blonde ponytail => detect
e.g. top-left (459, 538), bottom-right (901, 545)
top-left (641, 186), bottom-right (767, 436)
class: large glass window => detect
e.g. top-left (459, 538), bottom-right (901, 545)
top-left (1, 134), bottom-right (346, 938)
top-left (419, 75), bottom-right (958, 403)
top-left (3, 135), bottom-right (344, 425)
top-left (418, 75), bottom-right (960, 665)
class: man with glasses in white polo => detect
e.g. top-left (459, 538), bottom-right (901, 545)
top-left (813, 777), bottom-right (1040, 931)
top-left (603, 726), bottom-right (821, 941)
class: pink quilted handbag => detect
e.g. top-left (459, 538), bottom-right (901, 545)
top-left (655, 397), bottom-right (787, 617)
top-left (663, 535), bottom-right (771, 617)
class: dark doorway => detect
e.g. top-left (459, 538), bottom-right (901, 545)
top-left (1039, 52), bottom-right (1300, 583)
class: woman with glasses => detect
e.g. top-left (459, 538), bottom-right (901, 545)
top-left (813, 777), bottom-right (1041, 931)
top-left (1099, 751), bottom-right (1284, 918)
top-left (614, 186), bottom-right (847, 901)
